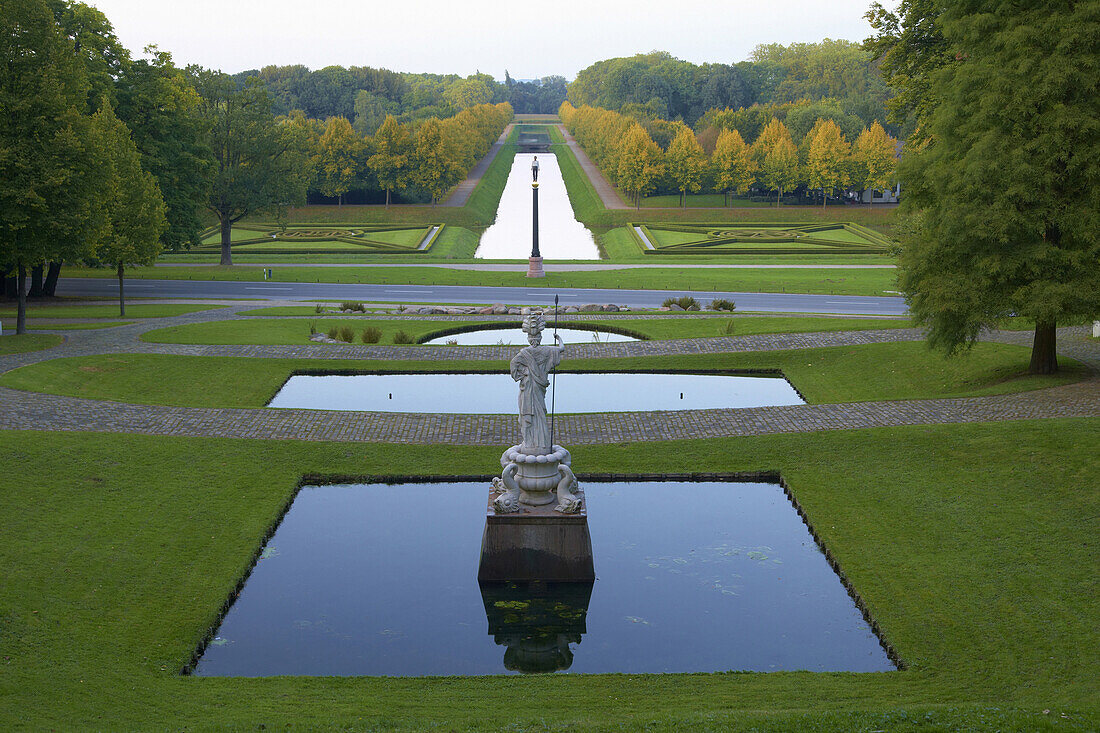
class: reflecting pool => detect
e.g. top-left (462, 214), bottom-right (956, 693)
top-left (474, 153), bottom-right (600, 260)
top-left (267, 372), bottom-right (805, 413)
top-left (422, 327), bottom-right (638, 345)
top-left (193, 480), bottom-right (895, 676)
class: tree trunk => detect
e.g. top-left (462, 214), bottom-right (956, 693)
top-left (16, 263), bottom-right (27, 335)
top-left (338, 194), bottom-right (343, 206)
top-left (117, 263), bottom-right (126, 318)
top-left (28, 265), bottom-right (44, 297)
top-left (385, 188), bottom-right (391, 208)
top-left (43, 262), bottom-right (62, 296)
top-left (1028, 321), bottom-right (1058, 374)
top-left (776, 187), bottom-right (782, 207)
top-left (219, 217), bottom-right (233, 266)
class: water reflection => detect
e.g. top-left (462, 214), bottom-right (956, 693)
top-left (475, 153), bottom-right (600, 260)
top-left (267, 372), bottom-right (806, 413)
top-left (423, 327), bottom-right (637, 346)
top-left (480, 581), bottom-right (594, 673)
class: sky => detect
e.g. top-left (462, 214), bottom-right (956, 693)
top-left (90, 0), bottom-right (878, 79)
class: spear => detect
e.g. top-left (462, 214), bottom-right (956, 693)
top-left (550, 294), bottom-right (559, 448)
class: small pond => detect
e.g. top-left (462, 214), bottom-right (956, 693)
top-left (267, 373), bottom-right (805, 413)
top-left (193, 480), bottom-right (895, 676)
top-left (474, 153), bottom-right (600, 260)
top-left (422, 327), bottom-right (638, 346)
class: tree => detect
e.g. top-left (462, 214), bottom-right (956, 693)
top-left (409, 118), bottom-right (461, 204)
top-left (806, 119), bottom-right (851, 207)
top-left (368, 116), bottom-right (410, 207)
top-left (616, 124), bottom-right (663, 209)
top-left (896, 1), bottom-right (1100, 374)
top-left (759, 137), bottom-right (799, 207)
top-left (853, 122), bottom-right (898, 200)
top-left (444, 77), bottom-right (493, 111)
top-left (314, 116), bottom-right (363, 205)
top-left (193, 69), bottom-right (309, 265)
top-left (664, 126), bottom-right (707, 207)
top-left (0, 0), bottom-right (105, 333)
top-left (88, 102), bottom-right (167, 316)
top-left (711, 128), bottom-right (756, 206)
top-left (115, 47), bottom-right (211, 250)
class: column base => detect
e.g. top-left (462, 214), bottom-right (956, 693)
top-left (527, 256), bottom-right (545, 278)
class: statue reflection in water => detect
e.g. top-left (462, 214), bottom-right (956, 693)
top-left (480, 580), bottom-right (594, 673)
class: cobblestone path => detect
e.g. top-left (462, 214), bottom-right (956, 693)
top-left (1, 304), bottom-right (1095, 444)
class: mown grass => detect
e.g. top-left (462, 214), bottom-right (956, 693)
top-left (0, 333), bottom-right (63, 354)
top-left (0, 421), bottom-right (1096, 729)
top-left (141, 315), bottom-right (915, 346)
top-left (0, 304), bottom-right (218, 319)
top-left (7, 321), bottom-right (133, 330)
top-left (62, 264), bottom-right (900, 296)
top-left (2, 342), bottom-right (1082, 408)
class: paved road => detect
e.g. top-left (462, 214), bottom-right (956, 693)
top-left (57, 278), bottom-right (908, 315)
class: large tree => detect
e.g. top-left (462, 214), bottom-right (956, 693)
top-left (616, 124), bottom-right (663, 209)
top-left (193, 69), bottom-right (309, 265)
top-left (664, 126), bottom-right (707, 207)
top-left (806, 119), bottom-right (851, 208)
top-left (853, 122), bottom-right (898, 200)
top-left (711, 128), bottom-right (756, 207)
top-left (368, 116), bottom-right (410, 207)
top-left (0, 0), bottom-right (104, 333)
top-left (314, 116), bottom-right (363, 206)
top-left (89, 102), bottom-right (168, 316)
top-left (897, 0), bottom-right (1100, 374)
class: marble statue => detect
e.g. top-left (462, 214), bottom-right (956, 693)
top-left (492, 308), bottom-right (584, 514)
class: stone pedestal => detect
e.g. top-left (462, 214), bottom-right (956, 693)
top-left (477, 493), bottom-right (595, 582)
top-left (527, 256), bottom-right (545, 278)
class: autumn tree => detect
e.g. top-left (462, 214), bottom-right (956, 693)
top-left (759, 137), bottom-right (799, 207)
top-left (806, 119), bottom-right (851, 207)
top-left (193, 69), bottom-right (309, 265)
top-left (897, 1), bottom-right (1100, 374)
top-left (616, 123), bottom-right (663, 209)
top-left (0, 0), bottom-right (104, 333)
top-left (711, 128), bottom-right (756, 206)
top-left (410, 118), bottom-right (459, 204)
top-left (853, 122), bottom-right (897, 200)
top-left (369, 115), bottom-right (410, 207)
top-left (664, 126), bottom-right (707, 207)
top-left (314, 116), bottom-right (363, 205)
top-left (88, 101), bottom-right (168, 316)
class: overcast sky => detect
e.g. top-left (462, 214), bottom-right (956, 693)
top-left (91, 0), bottom-right (877, 79)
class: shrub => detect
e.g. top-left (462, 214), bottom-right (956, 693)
top-left (309, 321), bottom-right (317, 335)
top-left (326, 326), bottom-right (339, 340)
top-left (341, 300), bottom-right (365, 312)
top-left (393, 330), bottom-right (413, 344)
top-left (338, 326), bottom-right (355, 343)
top-left (708, 298), bottom-right (737, 312)
top-left (723, 319), bottom-right (736, 335)
top-left (361, 326), bottom-right (382, 344)
top-left (444, 338), bottom-right (458, 346)
top-left (662, 296), bottom-right (700, 311)
top-left (314, 304), bottom-right (325, 314)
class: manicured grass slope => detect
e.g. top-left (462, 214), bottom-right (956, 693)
top-left (0, 423), bottom-right (1096, 729)
top-left (0, 333), bottom-right (63, 354)
top-left (1, 342), bottom-right (1083, 408)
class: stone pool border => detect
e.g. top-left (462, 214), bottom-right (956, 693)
top-left (182, 471), bottom-right (903, 677)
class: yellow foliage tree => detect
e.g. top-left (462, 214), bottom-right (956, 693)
top-left (711, 128), bottom-right (756, 207)
top-left (854, 121), bottom-right (898, 201)
top-left (314, 116), bottom-right (363, 205)
top-left (616, 123), bottom-right (663, 209)
top-left (665, 125), bottom-right (707, 207)
top-left (806, 118), bottom-right (851, 208)
top-left (759, 137), bottom-right (799, 207)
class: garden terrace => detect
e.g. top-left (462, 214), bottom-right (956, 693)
top-left (192, 223), bottom-right (444, 255)
top-left (629, 222), bottom-right (893, 256)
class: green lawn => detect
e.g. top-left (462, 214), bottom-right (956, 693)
top-left (2, 342), bottom-right (1082, 408)
top-left (141, 315), bottom-right (915, 346)
top-left (63, 265), bottom-right (900, 296)
top-left (0, 422), bottom-right (1096, 729)
top-left (0, 304), bottom-right (218, 319)
top-left (4, 321), bottom-right (133, 330)
top-left (0, 333), bottom-right (63, 354)
top-left (638, 193), bottom-right (774, 208)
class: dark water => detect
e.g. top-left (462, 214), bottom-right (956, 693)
top-left (423, 327), bottom-right (638, 345)
top-left (267, 373), bottom-right (805, 413)
top-left (194, 481), bottom-right (894, 677)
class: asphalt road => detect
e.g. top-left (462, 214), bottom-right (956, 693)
top-left (56, 278), bottom-right (908, 316)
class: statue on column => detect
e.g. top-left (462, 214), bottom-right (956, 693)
top-left (511, 309), bottom-right (562, 453)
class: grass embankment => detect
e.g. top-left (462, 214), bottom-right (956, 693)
top-left (0, 422), bottom-right (1097, 729)
top-left (61, 265), bottom-right (899, 296)
top-left (140, 316), bottom-right (914, 346)
top-left (0, 304), bottom-right (217, 319)
top-left (0, 334), bottom-right (63, 354)
top-left (2, 342), bottom-right (1083, 408)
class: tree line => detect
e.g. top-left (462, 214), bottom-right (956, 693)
top-left (560, 102), bottom-right (898, 208)
top-left (1, 0), bottom-right (512, 330)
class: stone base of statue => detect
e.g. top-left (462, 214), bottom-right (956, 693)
top-left (526, 256), bottom-right (545, 278)
top-left (477, 491), bottom-right (595, 582)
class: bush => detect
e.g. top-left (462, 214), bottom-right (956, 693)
top-left (326, 326), bottom-right (339, 340)
top-left (723, 319), bottom-right (736, 335)
top-left (341, 300), bottom-right (365, 312)
top-left (338, 326), bottom-right (355, 343)
top-left (361, 326), bottom-right (382, 344)
top-left (393, 330), bottom-right (413, 344)
top-left (314, 304), bottom-right (325, 314)
top-left (309, 321), bottom-right (317, 335)
top-left (708, 298), bottom-right (737, 312)
top-left (444, 338), bottom-right (458, 346)
top-left (662, 296), bottom-right (700, 311)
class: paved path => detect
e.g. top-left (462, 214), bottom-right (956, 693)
top-left (55, 279), bottom-right (909, 316)
top-left (556, 124), bottom-right (631, 210)
top-left (1, 304), bottom-right (1096, 444)
top-left (442, 124), bottom-right (515, 207)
